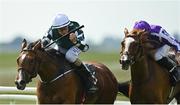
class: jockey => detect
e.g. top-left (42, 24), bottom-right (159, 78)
top-left (41, 13), bottom-right (98, 93)
top-left (133, 20), bottom-right (180, 85)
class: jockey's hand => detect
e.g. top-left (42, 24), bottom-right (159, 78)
top-left (69, 33), bottom-right (77, 44)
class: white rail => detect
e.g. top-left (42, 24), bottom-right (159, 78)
top-left (0, 86), bottom-right (36, 94)
top-left (2, 86), bottom-right (176, 105)
top-left (0, 86), bottom-right (131, 104)
top-left (0, 86), bottom-right (37, 104)
top-left (0, 94), bottom-right (37, 101)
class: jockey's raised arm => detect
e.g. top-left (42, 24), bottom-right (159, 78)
top-left (41, 13), bottom-right (98, 93)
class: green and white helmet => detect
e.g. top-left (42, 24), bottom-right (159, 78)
top-left (51, 13), bottom-right (70, 29)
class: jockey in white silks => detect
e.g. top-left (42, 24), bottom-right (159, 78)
top-left (42, 13), bottom-right (98, 93)
top-left (133, 20), bottom-right (180, 85)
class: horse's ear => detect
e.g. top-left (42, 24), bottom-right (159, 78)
top-left (33, 40), bottom-right (42, 50)
top-left (124, 28), bottom-right (129, 37)
top-left (21, 39), bottom-right (27, 50)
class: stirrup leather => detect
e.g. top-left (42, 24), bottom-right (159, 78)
top-left (91, 74), bottom-right (97, 85)
top-left (84, 64), bottom-right (98, 85)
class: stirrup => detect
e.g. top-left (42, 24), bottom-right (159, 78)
top-left (87, 76), bottom-right (98, 93)
top-left (88, 85), bottom-right (98, 93)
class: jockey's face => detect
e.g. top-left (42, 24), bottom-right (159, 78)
top-left (57, 26), bottom-right (69, 36)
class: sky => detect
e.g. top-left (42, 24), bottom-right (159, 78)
top-left (0, 0), bottom-right (180, 44)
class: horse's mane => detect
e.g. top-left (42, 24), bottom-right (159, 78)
top-left (26, 41), bottom-right (67, 64)
top-left (46, 48), bottom-right (65, 61)
top-left (26, 40), bottom-right (74, 72)
top-left (45, 48), bottom-right (75, 69)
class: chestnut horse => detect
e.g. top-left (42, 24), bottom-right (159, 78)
top-left (119, 28), bottom-right (180, 104)
top-left (15, 39), bottom-right (118, 104)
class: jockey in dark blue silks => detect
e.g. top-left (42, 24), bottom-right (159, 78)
top-left (133, 20), bottom-right (180, 85)
top-left (42, 13), bottom-right (98, 93)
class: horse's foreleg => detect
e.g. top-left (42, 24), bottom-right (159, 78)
top-left (118, 80), bottom-right (131, 98)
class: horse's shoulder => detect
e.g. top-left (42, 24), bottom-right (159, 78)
top-left (46, 49), bottom-right (76, 73)
top-left (46, 48), bottom-right (73, 66)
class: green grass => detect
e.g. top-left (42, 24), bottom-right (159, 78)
top-left (0, 100), bottom-right (36, 104)
top-left (80, 51), bottom-right (120, 62)
top-left (0, 52), bottom-right (18, 68)
top-left (0, 52), bottom-right (130, 103)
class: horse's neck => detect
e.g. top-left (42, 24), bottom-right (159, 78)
top-left (38, 52), bottom-right (62, 82)
top-left (131, 56), bottom-right (153, 85)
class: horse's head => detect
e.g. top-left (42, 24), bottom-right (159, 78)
top-left (119, 28), bottom-right (149, 70)
top-left (15, 39), bottom-right (43, 90)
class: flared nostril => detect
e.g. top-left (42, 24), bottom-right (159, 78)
top-left (119, 60), bottom-right (122, 64)
top-left (19, 80), bottom-right (26, 85)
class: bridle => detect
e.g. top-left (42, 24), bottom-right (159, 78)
top-left (17, 49), bottom-right (40, 83)
top-left (121, 35), bottom-right (144, 64)
top-left (18, 48), bottom-right (74, 84)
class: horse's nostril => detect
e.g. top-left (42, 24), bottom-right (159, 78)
top-left (19, 80), bottom-right (26, 85)
top-left (119, 60), bottom-right (122, 64)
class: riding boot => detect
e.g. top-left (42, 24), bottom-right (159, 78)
top-left (157, 57), bottom-right (180, 85)
top-left (73, 59), bottom-right (98, 93)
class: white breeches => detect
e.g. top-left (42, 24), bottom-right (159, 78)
top-left (65, 46), bottom-right (81, 63)
top-left (54, 45), bottom-right (81, 63)
top-left (154, 45), bottom-right (170, 61)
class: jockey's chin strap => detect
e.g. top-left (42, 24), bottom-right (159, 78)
top-left (38, 69), bottom-right (74, 84)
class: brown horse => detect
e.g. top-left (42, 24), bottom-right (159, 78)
top-left (15, 39), bottom-right (118, 104)
top-left (119, 28), bottom-right (180, 104)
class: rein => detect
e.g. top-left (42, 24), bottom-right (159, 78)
top-left (39, 69), bottom-right (74, 84)
top-left (18, 49), bottom-right (40, 79)
top-left (36, 50), bottom-right (75, 84)
top-left (21, 48), bottom-right (74, 84)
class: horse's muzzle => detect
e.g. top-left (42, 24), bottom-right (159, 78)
top-left (15, 79), bottom-right (26, 90)
top-left (15, 69), bottom-right (30, 90)
top-left (120, 55), bottom-right (131, 70)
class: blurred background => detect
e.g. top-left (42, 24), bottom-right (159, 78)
top-left (0, 0), bottom-right (179, 104)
